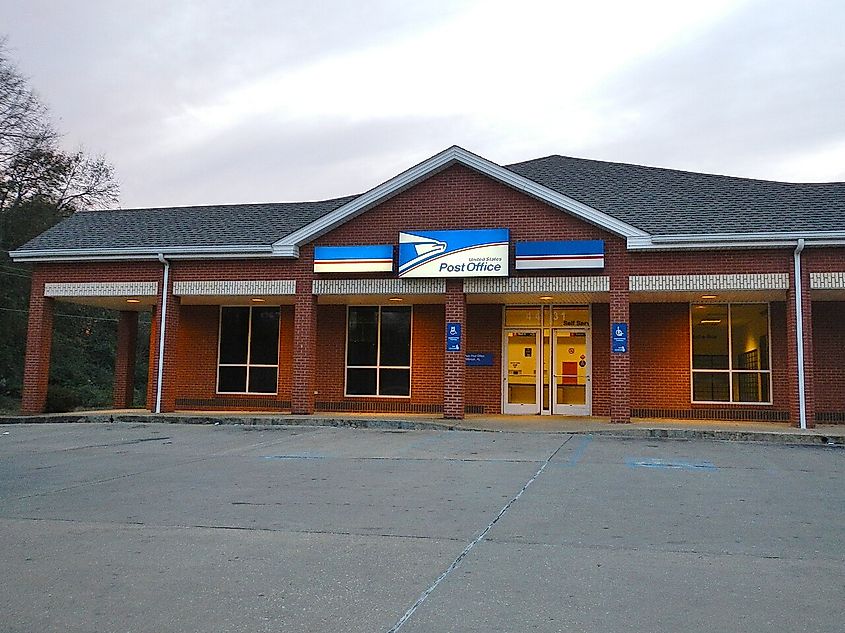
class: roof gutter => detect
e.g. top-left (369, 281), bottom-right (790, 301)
top-left (9, 244), bottom-right (281, 263)
top-left (628, 231), bottom-right (845, 250)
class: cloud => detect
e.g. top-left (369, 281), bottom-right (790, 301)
top-left (576, 0), bottom-right (845, 181)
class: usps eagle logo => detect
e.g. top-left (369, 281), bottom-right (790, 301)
top-left (397, 229), bottom-right (509, 278)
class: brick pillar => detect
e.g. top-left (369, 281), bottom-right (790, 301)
top-left (292, 279), bottom-right (317, 414)
top-left (609, 283), bottom-right (631, 424)
top-left (444, 280), bottom-right (466, 419)
top-left (786, 259), bottom-right (816, 428)
top-left (113, 311), bottom-right (139, 408)
top-left (146, 265), bottom-right (181, 414)
top-left (21, 273), bottom-right (54, 415)
top-left (146, 306), bottom-right (158, 412)
top-left (158, 290), bottom-right (181, 413)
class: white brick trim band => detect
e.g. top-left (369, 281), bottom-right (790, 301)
top-left (313, 278), bottom-right (446, 295)
top-left (464, 276), bottom-right (610, 294)
top-left (44, 281), bottom-right (158, 297)
top-left (629, 273), bottom-right (789, 292)
top-left (172, 280), bottom-right (296, 296)
top-left (810, 272), bottom-right (845, 290)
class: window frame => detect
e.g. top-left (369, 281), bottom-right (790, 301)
top-left (216, 305), bottom-right (281, 395)
top-left (344, 305), bottom-right (413, 398)
top-left (689, 302), bottom-right (773, 405)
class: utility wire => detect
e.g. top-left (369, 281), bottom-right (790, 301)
top-left (0, 306), bottom-right (119, 322)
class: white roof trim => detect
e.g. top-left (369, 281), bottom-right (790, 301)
top-left (273, 146), bottom-right (649, 253)
top-left (10, 244), bottom-right (278, 262)
top-left (629, 231), bottom-right (845, 251)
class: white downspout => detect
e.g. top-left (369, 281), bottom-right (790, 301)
top-left (793, 239), bottom-right (807, 429)
top-left (155, 253), bottom-right (170, 414)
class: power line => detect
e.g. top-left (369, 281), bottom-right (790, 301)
top-left (0, 305), bottom-right (119, 322)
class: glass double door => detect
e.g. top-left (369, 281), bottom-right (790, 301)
top-left (503, 328), bottom-right (591, 415)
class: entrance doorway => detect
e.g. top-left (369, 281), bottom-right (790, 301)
top-left (503, 306), bottom-right (592, 416)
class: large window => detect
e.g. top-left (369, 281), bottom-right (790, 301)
top-left (691, 303), bottom-right (771, 403)
top-left (217, 306), bottom-right (280, 394)
top-left (346, 306), bottom-right (412, 397)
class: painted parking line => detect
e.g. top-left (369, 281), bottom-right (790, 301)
top-left (625, 457), bottom-right (717, 472)
top-left (263, 453), bottom-right (326, 460)
top-left (546, 434), bottom-right (592, 468)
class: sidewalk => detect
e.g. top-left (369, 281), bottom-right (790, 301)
top-left (2, 409), bottom-right (844, 445)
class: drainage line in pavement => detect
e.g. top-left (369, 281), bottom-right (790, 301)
top-left (385, 436), bottom-right (573, 633)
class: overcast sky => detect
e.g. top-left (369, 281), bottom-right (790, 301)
top-left (3, 0), bottom-right (844, 209)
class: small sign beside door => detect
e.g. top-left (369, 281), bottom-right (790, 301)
top-left (612, 322), bottom-right (628, 353)
top-left (466, 353), bottom-right (493, 366)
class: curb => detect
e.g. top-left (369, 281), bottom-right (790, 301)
top-left (2, 413), bottom-right (844, 446)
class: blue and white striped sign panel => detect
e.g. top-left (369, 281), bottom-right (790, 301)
top-left (398, 229), bottom-right (509, 278)
top-left (515, 240), bottom-right (604, 270)
top-left (313, 245), bottom-right (394, 273)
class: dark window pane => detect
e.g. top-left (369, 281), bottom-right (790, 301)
top-left (346, 368), bottom-right (377, 395)
top-left (691, 305), bottom-right (728, 369)
top-left (692, 372), bottom-right (729, 402)
top-left (733, 372), bottom-right (770, 403)
top-left (380, 307), bottom-right (411, 366)
top-left (219, 308), bottom-right (249, 364)
top-left (379, 368), bottom-right (410, 396)
top-left (731, 304), bottom-right (769, 371)
top-left (218, 365), bottom-right (247, 393)
top-left (248, 366), bottom-right (278, 394)
top-left (348, 307), bottom-right (378, 366)
top-left (250, 307), bottom-right (280, 365)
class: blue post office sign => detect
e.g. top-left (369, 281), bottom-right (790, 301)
top-left (612, 322), bottom-right (628, 353)
top-left (466, 353), bottom-right (493, 366)
top-left (446, 322), bottom-right (462, 352)
top-left (398, 229), bottom-right (509, 278)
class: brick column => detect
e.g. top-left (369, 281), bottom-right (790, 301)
top-left (292, 279), bottom-right (317, 414)
top-left (113, 311), bottom-right (139, 409)
top-left (158, 290), bottom-right (181, 413)
top-left (609, 281), bottom-right (631, 424)
top-left (21, 273), bottom-right (54, 415)
top-left (444, 279), bottom-right (466, 419)
top-left (145, 305), bottom-right (158, 412)
top-left (786, 259), bottom-right (816, 428)
top-left (147, 264), bottom-right (181, 414)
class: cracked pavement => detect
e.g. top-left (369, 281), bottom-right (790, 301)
top-left (1, 423), bottom-right (842, 632)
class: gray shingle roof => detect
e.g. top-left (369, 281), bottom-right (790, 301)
top-left (506, 155), bottom-right (845, 235)
top-left (14, 153), bottom-right (845, 255)
top-left (18, 195), bottom-right (357, 252)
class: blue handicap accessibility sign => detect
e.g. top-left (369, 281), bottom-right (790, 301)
top-left (446, 322), bottom-right (462, 351)
top-left (612, 322), bottom-right (628, 353)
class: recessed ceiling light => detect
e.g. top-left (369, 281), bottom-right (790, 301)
top-left (126, 298), bottom-right (141, 304)
top-left (251, 297), bottom-right (266, 303)
top-left (388, 297), bottom-right (403, 302)
top-left (701, 295), bottom-right (718, 299)
top-left (700, 319), bottom-right (722, 324)
top-left (539, 295), bottom-right (553, 301)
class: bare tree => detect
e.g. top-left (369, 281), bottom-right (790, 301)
top-left (0, 38), bottom-right (119, 247)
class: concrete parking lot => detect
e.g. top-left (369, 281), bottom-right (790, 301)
top-left (1, 423), bottom-right (842, 632)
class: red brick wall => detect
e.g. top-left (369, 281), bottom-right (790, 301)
top-left (631, 303), bottom-right (690, 409)
top-left (629, 250), bottom-right (792, 275)
top-left (630, 301), bottom-right (791, 415)
top-left (466, 305), bottom-right (502, 414)
top-left (813, 301), bottom-right (845, 413)
top-left (170, 304), bottom-right (294, 407)
top-left (315, 303), bottom-right (444, 407)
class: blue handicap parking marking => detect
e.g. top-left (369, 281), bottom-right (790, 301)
top-left (625, 457), bottom-right (717, 472)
